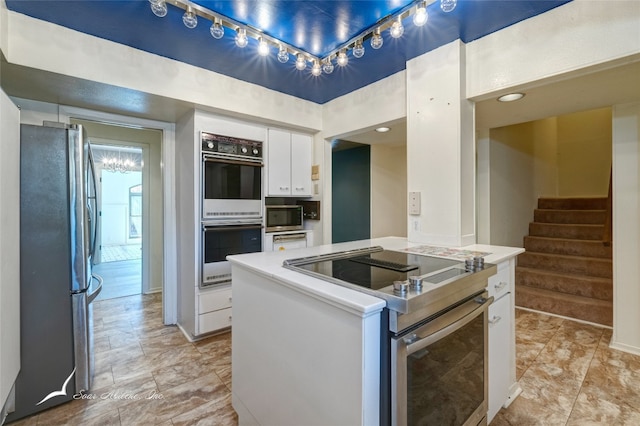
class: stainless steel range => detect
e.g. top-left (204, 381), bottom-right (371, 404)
top-left (284, 246), bottom-right (497, 426)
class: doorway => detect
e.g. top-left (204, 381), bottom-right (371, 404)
top-left (92, 144), bottom-right (143, 300)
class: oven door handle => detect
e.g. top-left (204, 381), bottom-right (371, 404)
top-left (203, 224), bottom-right (264, 232)
top-left (404, 295), bottom-right (494, 356)
top-left (203, 155), bottom-right (263, 167)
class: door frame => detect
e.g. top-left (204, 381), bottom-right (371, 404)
top-left (59, 106), bottom-right (177, 325)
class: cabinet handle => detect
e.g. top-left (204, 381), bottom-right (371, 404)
top-left (489, 315), bottom-right (502, 325)
top-left (494, 281), bottom-right (508, 291)
top-left (280, 186), bottom-right (289, 191)
top-left (228, 315), bottom-right (232, 323)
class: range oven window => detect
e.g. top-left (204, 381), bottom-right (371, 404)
top-left (407, 314), bottom-right (484, 425)
top-left (203, 160), bottom-right (261, 200)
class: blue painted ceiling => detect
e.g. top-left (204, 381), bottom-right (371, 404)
top-left (6, 0), bottom-right (571, 104)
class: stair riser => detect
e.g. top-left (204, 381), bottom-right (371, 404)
top-left (518, 253), bottom-right (612, 278)
top-left (515, 287), bottom-right (612, 326)
top-left (523, 237), bottom-right (612, 258)
top-left (516, 268), bottom-right (612, 301)
top-left (533, 209), bottom-right (607, 224)
top-left (538, 198), bottom-right (608, 210)
top-left (529, 223), bottom-right (604, 240)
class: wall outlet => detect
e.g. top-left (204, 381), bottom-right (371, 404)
top-left (409, 191), bottom-right (421, 215)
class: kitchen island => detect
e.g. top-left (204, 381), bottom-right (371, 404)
top-left (228, 237), bottom-right (523, 425)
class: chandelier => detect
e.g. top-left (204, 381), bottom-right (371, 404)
top-left (101, 152), bottom-right (138, 174)
top-left (146, 0), bottom-right (457, 76)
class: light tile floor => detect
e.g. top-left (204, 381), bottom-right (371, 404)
top-left (9, 297), bottom-right (640, 425)
top-left (101, 244), bottom-right (141, 263)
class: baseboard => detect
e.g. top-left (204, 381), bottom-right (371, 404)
top-left (609, 340), bottom-right (640, 356)
top-left (515, 306), bottom-right (613, 329)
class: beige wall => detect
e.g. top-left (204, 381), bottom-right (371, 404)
top-left (557, 108), bottom-right (612, 197)
top-left (370, 144), bottom-right (407, 238)
top-left (486, 109), bottom-right (611, 247)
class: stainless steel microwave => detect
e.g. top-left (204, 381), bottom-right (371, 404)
top-left (265, 205), bottom-right (303, 232)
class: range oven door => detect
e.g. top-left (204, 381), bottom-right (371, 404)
top-left (202, 155), bottom-right (262, 220)
top-left (391, 292), bottom-right (493, 426)
top-left (201, 223), bottom-right (262, 288)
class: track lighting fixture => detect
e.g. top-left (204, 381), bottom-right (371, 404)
top-left (210, 17), bottom-right (224, 39)
top-left (149, 0), bottom-right (453, 74)
top-left (235, 28), bottom-right (248, 48)
top-left (277, 45), bottom-right (290, 63)
top-left (370, 28), bottom-right (383, 50)
top-left (295, 54), bottom-right (307, 70)
top-left (390, 17), bottom-right (404, 39)
top-left (182, 5), bottom-right (197, 29)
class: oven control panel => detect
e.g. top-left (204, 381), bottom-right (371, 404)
top-left (201, 131), bottom-right (262, 159)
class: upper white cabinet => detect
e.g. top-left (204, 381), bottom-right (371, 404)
top-left (267, 129), bottom-right (312, 197)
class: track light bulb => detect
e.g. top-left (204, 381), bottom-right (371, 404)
top-left (257, 37), bottom-right (270, 56)
top-left (210, 18), bottom-right (224, 39)
top-left (322, 58), bottom-right (334, 74)
top-left (235, 28), bottom-right (248, 48)
top-left (337, 50), bottom-right (348, 67)
top-left (413, 3), bottom-right (428, 26)
top-left (390, 18), bottom-right (404, 38)
top-left (353, 40), bottom-right (365, 58)
top-left (150, 0), bottom-right (167, 17)
top-left (311, 61), bottom-right (322, 76)
top-left (277, 45), bottom-right (290, 63)
top-left (371, 28), bottom-right (383, 49)
top-left (440, 0), bottom-right (457, 13)
top-left (295, 54), bottom-right (306, 70)
top-left (182, 6), bottom-right (198, 29)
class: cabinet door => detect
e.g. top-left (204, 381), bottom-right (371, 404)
top-left (488, 293), bottom-right (512, 422)
top-left (267, 129), bottom-right (292, 196)
top-left (290, 133), bottom-right (312, 197)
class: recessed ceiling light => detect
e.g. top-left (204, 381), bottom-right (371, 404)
top-left (497, 93), bottom-right (525, 102)
top-left (375, 127), bottom-right (390, 133)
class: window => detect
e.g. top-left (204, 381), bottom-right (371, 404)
top-left (129, 184), bottom-right (142, 239)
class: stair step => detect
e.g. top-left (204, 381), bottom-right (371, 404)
top-left (523, 236), bottom-right (612, 258)
top-left (538, 197), bottom-right (608, 210)
top-left (515, 285), bottom-right (612, 326)
top-left (533, 209), bottom-right (607, 224)
top-left (515, 267), bottom-right (612, 301)
top-left (518, 252), bottom-right (612, 278)
top-left (529, 222), bottom-right (604, 240)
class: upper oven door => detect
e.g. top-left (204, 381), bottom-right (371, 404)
top-left (201, 222), bottom-right (263, 287)
top-left (391, 292), bottom-right (493, 426)
top-left (202, 156), bottom-right (263, 220)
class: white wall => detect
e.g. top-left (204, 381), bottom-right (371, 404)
top-left (100, 170), bottom-right (142, 245)
top-left (370, 144), bottom-right (407, 238)
top-left (611, 102), bottom-right (640, 355)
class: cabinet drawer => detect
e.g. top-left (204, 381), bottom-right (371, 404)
top-left (199, 307), bottom-right (232, 333)
top-left (198, 286), bottom-right (232, 314)
top-left (488, 261), bottom-right (510, 299)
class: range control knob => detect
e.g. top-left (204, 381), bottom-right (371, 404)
top-left (241, 147), bottom-right (248, 154)
top-left (207, 142), bottom-right (214, 149)
top-left (393, 281), bottom-right (409, 295)
top-left (409, 276), bottom-right (423, 291)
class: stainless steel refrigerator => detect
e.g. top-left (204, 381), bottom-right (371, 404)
top-left (6, 122), bottom-right (102, 421)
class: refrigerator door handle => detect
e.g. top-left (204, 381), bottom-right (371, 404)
top-left (88, 274), bottom-right (103, 304)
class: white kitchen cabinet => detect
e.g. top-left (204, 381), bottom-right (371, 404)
top-left (487, 259), bottom-right (520, 423)
top-left (267, 129), bottom-right (312, 197)
top-left (197, 284), bottom-right (232, 335)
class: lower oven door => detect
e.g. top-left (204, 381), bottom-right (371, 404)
top-left (391, 292), bottom-right (493, 426)
top-left (201, 223), bottom-right (262, 287)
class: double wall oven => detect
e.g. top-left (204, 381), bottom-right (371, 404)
top-left (201, 132), bottom-right (263, 287)
top-left (284, 247), bottom-right (496, 425)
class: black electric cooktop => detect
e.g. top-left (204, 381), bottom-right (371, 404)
top-left (295, 249), bottom-right (463, 290)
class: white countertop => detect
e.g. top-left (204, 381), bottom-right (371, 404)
top-left (227, 236), bottom-right (524, 317)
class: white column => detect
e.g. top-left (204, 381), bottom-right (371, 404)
top-left (610, 102), bottom-right (640, 354)
top-left (406, 40), bottom-right (475, 247)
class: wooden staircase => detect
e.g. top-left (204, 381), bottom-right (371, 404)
top-left (515, 197), bottom-right (613, 326)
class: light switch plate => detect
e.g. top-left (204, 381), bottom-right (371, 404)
top-left (409, 191), bottom-right (421, 215)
